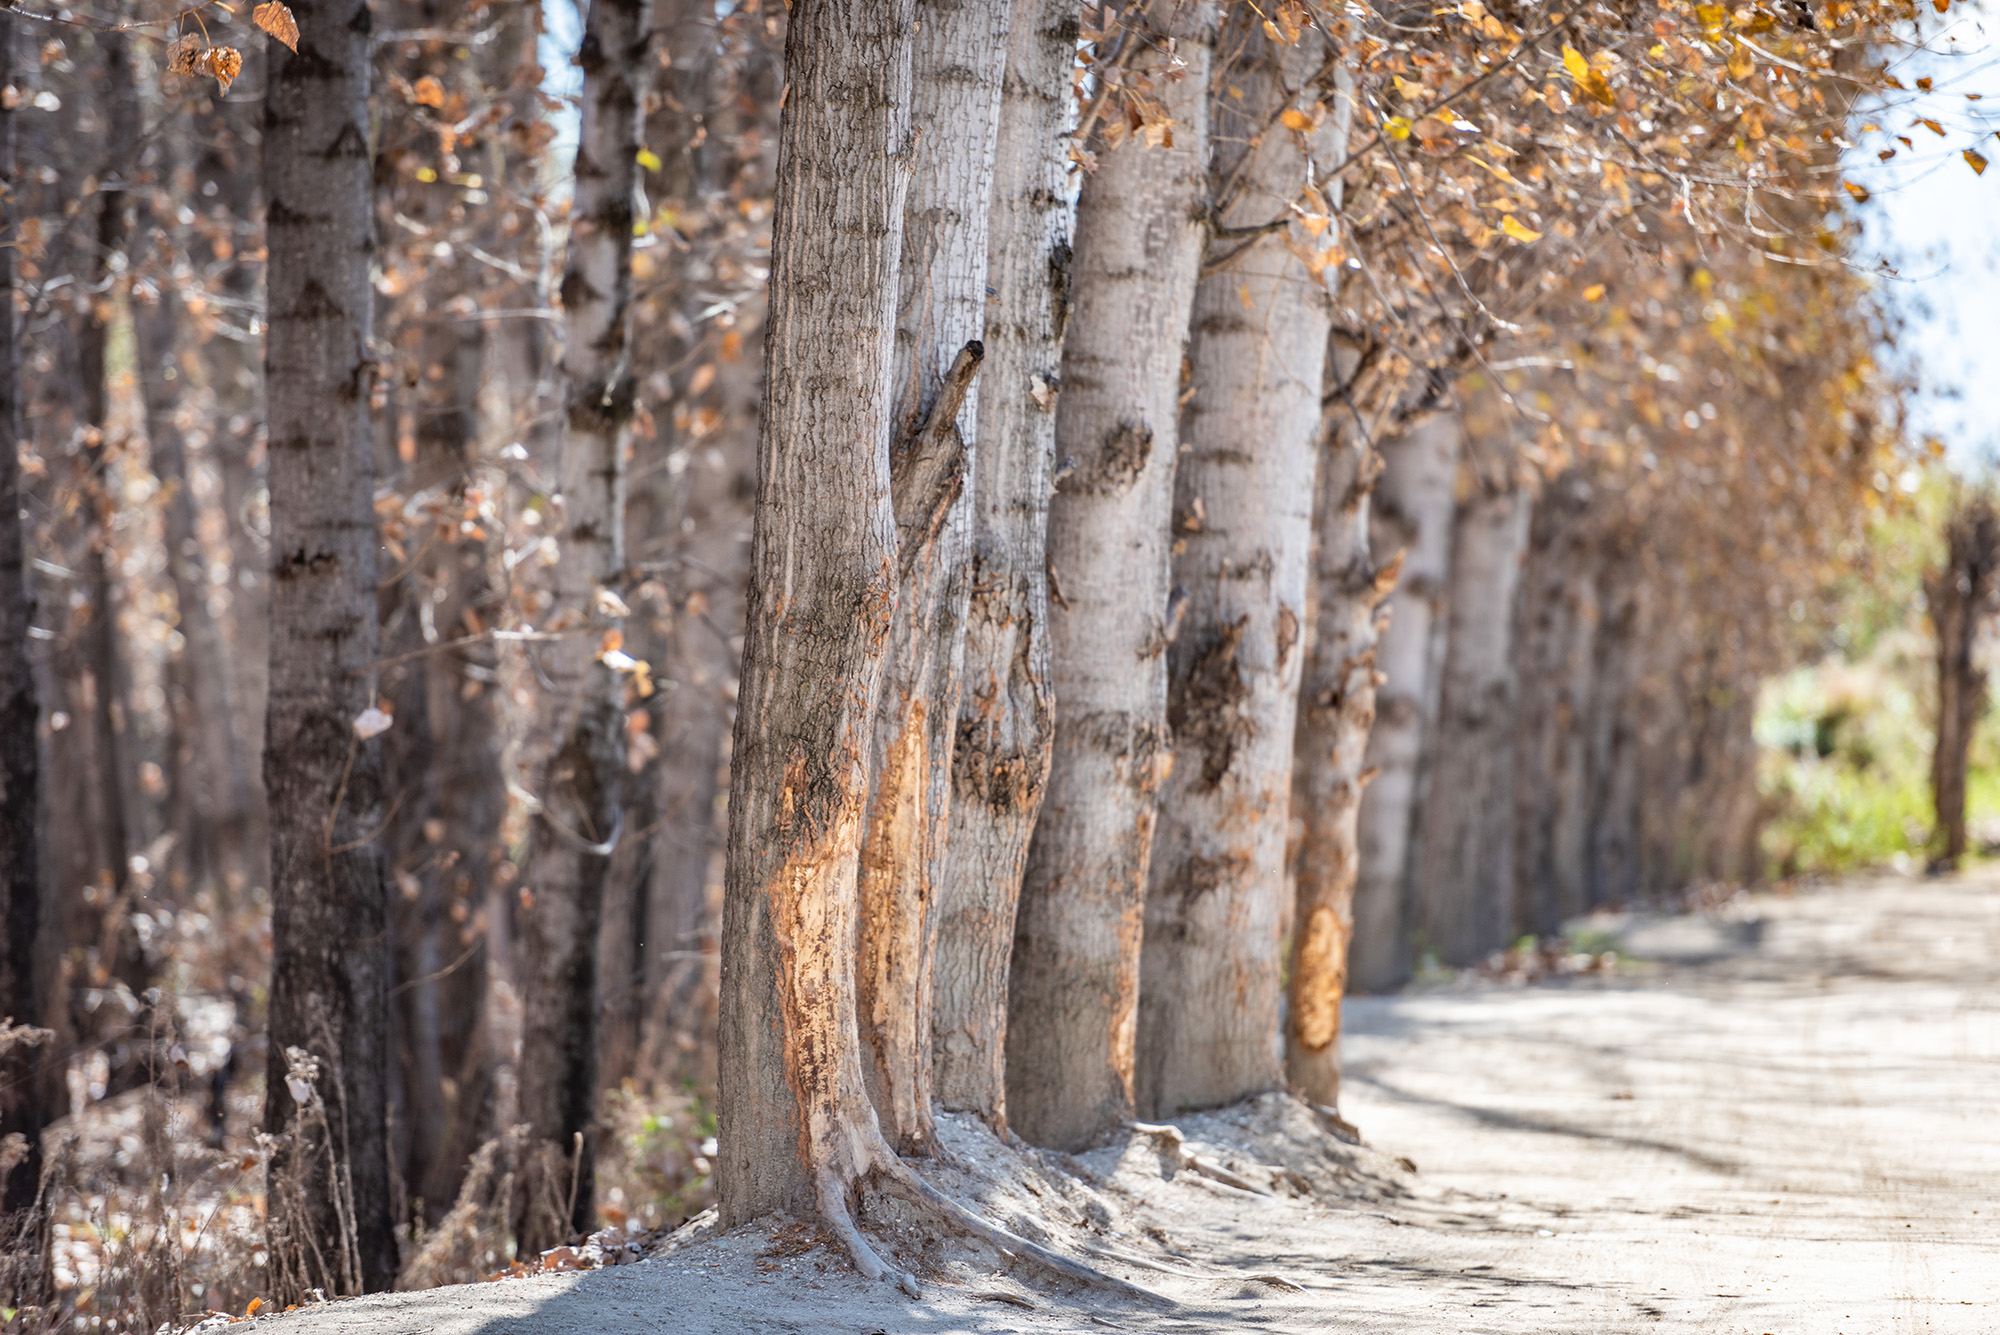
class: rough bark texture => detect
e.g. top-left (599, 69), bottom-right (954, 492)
top-left (261, 0), bottom-right (398, 1298)
top-left (1411, 468), bottom-right (1531, 968)
top-left (1509, 470), bottom-right (1600, 938)
top-left (932, 0), bottom-right (1076, 1130)
top-left (1285, 429), bottom-right (1396, 1109)
top-left (516, 0), bottom-right (652, 1250)
top-left (717, 0), bottom-right (916, 1256)
top-left (1350, 410), bottom-right (1460, 992)
top-left (1928, 498), bottom-right (2000, 871)
top-left (0, 10), bottom-right (51, 1307)
top-left (1138, 22), bottom-right (1335, 1120)
top-left (856, 0), bottom-right (1008, 1156)
top-left (1008, 0), bottom-right (1216, 1151)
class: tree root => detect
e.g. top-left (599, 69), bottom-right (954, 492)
top-left (810, 1154), bottom-right (1172, 1306)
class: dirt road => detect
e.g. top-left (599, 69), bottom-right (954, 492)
top-left (256, 873), bottom-right (1999, 1333)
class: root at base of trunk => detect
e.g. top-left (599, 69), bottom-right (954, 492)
top-left (819, 1154), bottom-right (1169, 1306)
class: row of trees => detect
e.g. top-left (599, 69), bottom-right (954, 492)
top-left (0, 0), bottom-right (1920, 1314)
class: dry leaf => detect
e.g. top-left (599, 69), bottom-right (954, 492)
top-left (166, 34), bottom-right (204, 76)
top-left (1500, 214), bottom-right (1541, 242)
top-left (196, 46), bottom-right (244, 95)
top-left (253, 1), bottom-right (300, 51)
top-left (412, 75), bottom-right (446, 108)
top-left (1916, 117), bottom-right (1945, 137)
top-left (1279, 107), bottom-right (1311, 132)
top-left (1965, 148), bottom-right (1989, 176)
top-left (1583, 284), bottom-right (1606, 301)
top-left (1843, 180), bottom-right (1871, 203)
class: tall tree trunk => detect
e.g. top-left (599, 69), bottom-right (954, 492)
top-left (1929, 497), bottom-right (2000, 870)
top-left (1007, 0), bottom-right (1215, 1151)
top-left (1284, 420), bottom-right (1395, 1110)
top-left (1350, 409), bottom-right (1460, 991)
top-left (1138, 20), bottom-right (1338, 1119)
top-left (0, 10), bottom-right (52, 1307)
top-left (932, 0), bottom-right (1076, 1131)
top-left (854, 0), bottom-right (1009, 1156)
top-left (717, 0), bottom-right (918, 1271)
top-left (1586, 552), bottom-right (1644, 907)
top-left (516, 0), bottom-right (652, 1251)
top-left (1411, 469), bottom-right (1530, 967)
top-left (261, 0), bottom-right (398, 1299)
top-left (1509, 469), bottom-right (1599, 939)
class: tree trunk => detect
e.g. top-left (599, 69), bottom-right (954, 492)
top-left (1350, 409), bottom-right (1460, 992)
top-left (855, 0), bottom-right (1009, 1156)
top-left (1509, 469), bottom-right (1599, 939)
top-left (1007, 0), bottom-right (1215, 1151)
top-left (516, 0), bottom-right (652, 1251)
top-left (1410, 469), bottom-right (1530, 968)
top-left (1284, 423), bottom-right (1396, 1109)
top-left (1929, 498), bottom-right (2000, 870)
top-left (932, 0), bottom-right (1076, 1131)
top-left (716, 0), bottom-right (917, 1268)
top-left (261, 0), bottom-right (398, 1299)
top-left (0, 10), bottom-right (51, 1306)
top-left (1138, 20), bottom-right (1338, 1120)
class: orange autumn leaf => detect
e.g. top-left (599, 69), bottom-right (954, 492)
top-left (252, 2), bottom-right (300, 52)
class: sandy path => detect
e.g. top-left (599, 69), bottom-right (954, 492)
top-left (254, 872), bottom-right (1999, 1334)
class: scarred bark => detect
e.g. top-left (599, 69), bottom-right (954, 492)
top-left (1008, 0), bottom-right (1215, 1151)
top-left (0, 11), bottom-right (51, 1307)
top-left (856, 0), bottom-right (1009, 1156)
top-left (516, 0), bottom-right (652, 1251)
top-left (932, 0), bottom-right (1077, 1130)
top-left (1350, 409), bottom-right (1461, 991)
top-left (1138, 21), bottom-right (1342, 1119)
top-left (1285, 430), bottom-right (1397, 1109)
top-left (261, 0), bottom-right (397, 1297)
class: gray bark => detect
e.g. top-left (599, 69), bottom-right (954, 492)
top-left (1008, 0), bottom-right (1216, 1150)
top-left (261, 0), bottom-right (398, 1297)
top-left (1350, 409), bottom-right (1461, 991)
top-left (856, 0), bottom-right (1009, 1156)
top-left (1138, 20), bottom-right (1337, 1119)
top-left (517, 0), bottom-right (652, 1250)
top-left (933, 0), bottom-right (1077, 1131)
top-left (1411, 467), bottom-right (1531, 968)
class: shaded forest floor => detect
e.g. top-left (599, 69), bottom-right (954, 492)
top-left (250, 872), bottom-right (1999, 1334)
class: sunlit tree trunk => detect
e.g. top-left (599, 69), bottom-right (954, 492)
top-left (1007, 0), bottom-right (1214, 1151)
top-left (1350, 409), bottom-right (1460, 991)
top-left (932, 0), bottom-right (1076, 1131)
top-left (1928, 497), bottom-right (2000, 870)
top-left (855, 0), bottom-right (1009, 1156)
top-left (516, 0), bottom-right (652, 1251)
top-left (717, 0), bottom-right (915, 1253)
top-left (1412, 467), bottom-right (1530, 967)
top-left (261, 0), bottom-right (398, 1297)
top-left (1138, 19), bottom-right (1337, 1119)
top-left (0, 10), bottom-right (51, 1306)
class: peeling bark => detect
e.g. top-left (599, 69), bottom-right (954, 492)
top-left (1138, 19), bottom-right (1345, 1120)
top-left (261, 0), bottom-right (398, 1296)
top-left (932, 0), bottom-right (1076, 1137)
top-left (1350, 409), bottom-right (1461, 992)
top-left (856, 0), bottom-right (1009, 1156)
top-left (1008, 0), bottom-right (1215, 1151)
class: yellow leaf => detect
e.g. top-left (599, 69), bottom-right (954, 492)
top-left (1562, 45), bottom-right (1591, 82)
top-left (246, 1298), bottom-right (265, 1317)
top-left (1583, 284), bottom-right (1605, 301)
top-left (252, 2), bottom-right (299, 51)
top-left (1843, 180), bottom-right (1871, 202)
top-left (1500, 214), bottom-right (1541, 242)
top-left (635, 147), bottom-right (663, 172)
top-left (1383, 116), bottom-right (1413, 140)
top-left (1279, 108), bottom-right (1311, 132)
top-left (1561, 44), bottom-right (1614, 106)
top-left (412, 75), bottom-right (446, 108)
top-left (1966, 148), bottom-right (1989, 175)
top-left (1727, 44), bottom-right (1754, 80)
